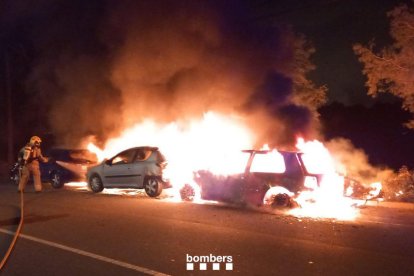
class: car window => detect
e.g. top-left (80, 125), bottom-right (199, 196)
top-left (250, 150), bottom-right (286, 173)
top-left (135, 149), bottom-right (152, 162)
top-left (69, 150), bottom-right (98, 164)
top-left (47, 149), bottom-right (97, 164)
top-left (298, 152), bottom-right (331, 174)
top-left (48, 150), bottom-right (70, 161)
top-left (282, 152), bottom-right (303, 175)
top-left (111, 149), bottom-right (136, 165)
top-left (155, 150), bottom-right (166, 163)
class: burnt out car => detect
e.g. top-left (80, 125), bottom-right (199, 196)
top-left (10, 148), bottom-right (97, 188)
top-left (86, 146), bottom-right (171, 197)
top-left (182, 149), bottom-right (325, 207)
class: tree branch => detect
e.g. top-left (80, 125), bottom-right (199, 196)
top-left (371, 53), bottom-right (410, 71)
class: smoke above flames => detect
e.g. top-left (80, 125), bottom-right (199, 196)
top-left (325, 138), bottom-right (393, 186)
top-left (4, 0), bottom-right (392, 192)
top-left (9, 0), bottom-right (321, 148)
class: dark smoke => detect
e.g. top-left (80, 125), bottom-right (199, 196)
top-left (243, 72), bottom-right (313, 146)
top-left (6, 0), bottom-right (320, 147)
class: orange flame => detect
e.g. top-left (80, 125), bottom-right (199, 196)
top-left (86, 113), bottom-right (381, 220)
top-left (87, 112), bottom-right (254, 199)
top-left (289, 138), bottom-right (359, 220)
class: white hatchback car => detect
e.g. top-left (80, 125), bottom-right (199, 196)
top-left (86, 146), bottom-right (170, 197)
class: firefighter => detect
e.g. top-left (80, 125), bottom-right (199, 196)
top-left (17, 136), bottom-right (48, 193)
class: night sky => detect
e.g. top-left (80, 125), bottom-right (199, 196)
top-left (1, 0), bottom-right (414, 170)
top-left (254, 0), bottom-right (414, 169)
top-left (253, 0), bottom-right (410, 105)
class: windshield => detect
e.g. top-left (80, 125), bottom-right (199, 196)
top-left (298, 152), bottom-right (333, 175)
top-left (49, 149), bottom-right (98, 164)
top-left (250, 150), bottom-right (286, 173)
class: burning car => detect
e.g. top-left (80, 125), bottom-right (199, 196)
top-left (10, 148), bottom-right (97, 188)
top-left (86, 146), bottom-right (171, 197)
top-left (181, 149), bottom-right (327, 207)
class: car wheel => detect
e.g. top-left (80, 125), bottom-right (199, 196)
top-left (89, 174), bottom-right (104, 193)
top-left (144, 176), bottom-right (163, 197)
top-left (263, 186), bottom-right (296, 208)
top-left (271, 193), bottom-right (291, 207)
top-left (50, 171), bottom-right (64, 189)
top-left (11, 171), bottom-right (20, 186)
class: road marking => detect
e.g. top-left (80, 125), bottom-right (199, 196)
top-left (0, 228), bottom-right (170, 276)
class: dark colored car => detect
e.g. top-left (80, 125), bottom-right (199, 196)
top-left (182, 149), bottom-right (325, 207)
top-left (10, 148), bottom-right (97, 188)
top-left (86, 146), bottom-right (171, 197)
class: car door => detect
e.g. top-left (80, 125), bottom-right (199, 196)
top-left (102, 149), bottom-right (138, 187)
top-left (127, 148), bottom-right (152, 188)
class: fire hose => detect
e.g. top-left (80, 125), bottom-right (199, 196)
top-left (0, 190), bottom-right (24, 270)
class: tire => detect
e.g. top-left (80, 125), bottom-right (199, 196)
top-left (263, 186), bottom-right (295, 208)
top-left (10, 164), bottom-right (21, 186)
top-left (89, 174), bottom-right (104, 193)
top-left (50, 171), bottom-right (64, 189)
top-left (271, 193), bottom-right (291, 207)
top-left (144, 176), bottom-right (163, 197)
top-left (11, 171), bottom-right (20, 186)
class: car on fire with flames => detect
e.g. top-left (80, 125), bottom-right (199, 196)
top-left (86, 146), bottom-right (171, 197)
top-left (10, 148), bottom-right (97, 188)
top-left (181, 149), bottom-right (328, 207)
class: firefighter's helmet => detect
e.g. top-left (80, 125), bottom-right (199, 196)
top-left (29, 136), bottom-right (42, 145)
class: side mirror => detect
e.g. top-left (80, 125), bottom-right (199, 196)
top-left (104, 159), bottom-right (111, 166)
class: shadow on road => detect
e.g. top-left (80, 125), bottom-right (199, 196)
top-left (0, 204), bottom-right (20, 227)
top-left (22, 213), bottom-right (69, 225)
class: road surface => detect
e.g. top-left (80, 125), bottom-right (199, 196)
top-left (0, 182), bottom-right (414, 275)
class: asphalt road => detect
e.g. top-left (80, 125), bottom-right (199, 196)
top-left (1, 182), bottom-right (414, 276)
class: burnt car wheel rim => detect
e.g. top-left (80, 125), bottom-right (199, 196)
top-left (145, 178), bottom-right (158, 194)
top-left (13, 174), bottom-right (19, 185)
top-left (52, 173), bottom-right (60, 185)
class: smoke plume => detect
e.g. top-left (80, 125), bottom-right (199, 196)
top-left (326, 138), bottom-right (393, 184)
top-left (12, 0), bottom-right (321, 147)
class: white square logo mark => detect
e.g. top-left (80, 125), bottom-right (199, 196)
top-left (186, 263), bottom-right (194, 270)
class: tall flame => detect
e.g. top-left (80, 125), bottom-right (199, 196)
top-left (290, 138), bottom-right (358, 220)
top-left (86, 113), bottom-right (381, 220)
top-left (88, 112), bottom-right (254, 196)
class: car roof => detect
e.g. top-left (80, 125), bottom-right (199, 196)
top-left (242, 149), bottom-right (302, 155)
top-left (119, 146), bottom-right (159, 152)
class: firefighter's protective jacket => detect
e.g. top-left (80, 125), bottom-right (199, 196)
top-left (22, 143), bottom-right (47, 164)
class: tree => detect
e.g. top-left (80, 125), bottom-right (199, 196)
top-left (354, 4), bottom-right (414, 128)
top-left (290, 33), bottom-right (327, 112)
